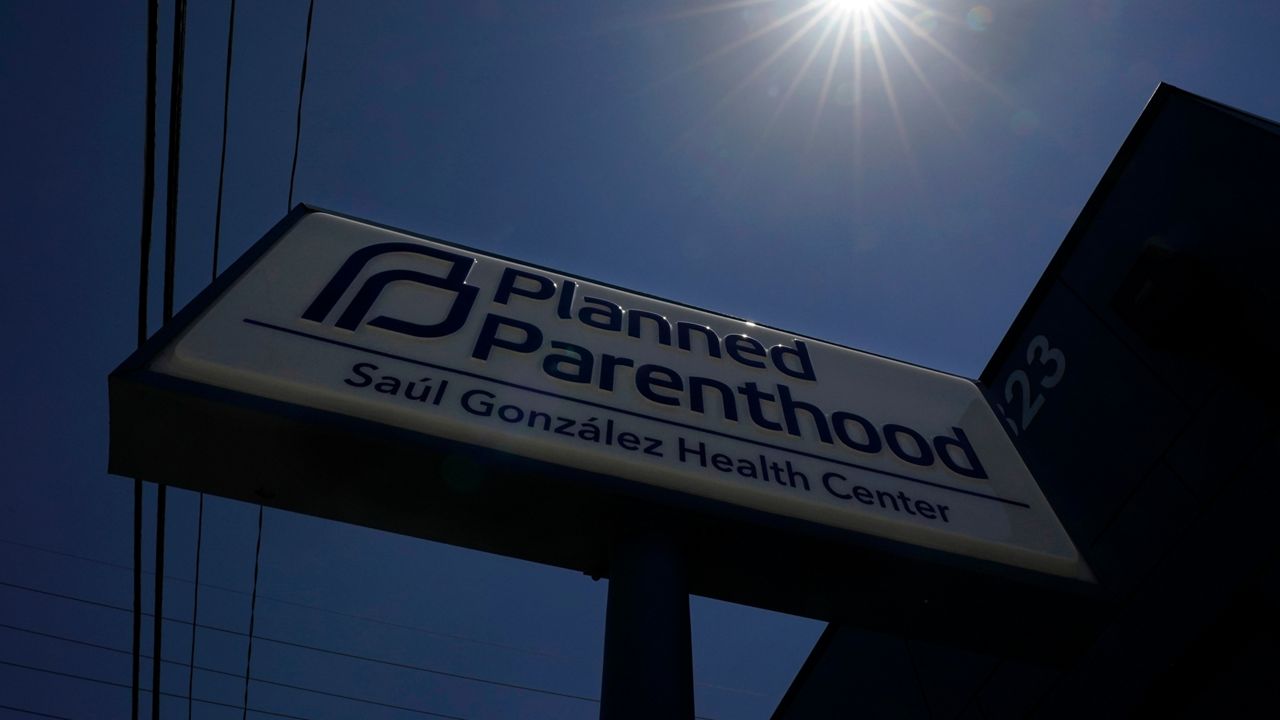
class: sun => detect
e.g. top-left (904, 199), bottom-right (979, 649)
top-left (823, 0), bottom-right (885, 15)
top-left (636, 0), bottom-right (1011, 188)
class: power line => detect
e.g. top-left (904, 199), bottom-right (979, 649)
top-left (250, 674), bottom-right (470, 720)
top-left (212, 0), bottom-right (237, 280)
top-left (199, 10), bottom-right (241, 709)
top-left (0, 580), bottom-right (131, 614)
top-left (186, 494), bottom-right (204, 720)
top-left (150, 484), bottom-right (167, 720)
top-left (1, 622), bottom-right (472, 720)
top-left (0, 579), bottom-right (600, 706)
top-left (154, 0), bottom-right (189, 715)
top-left (256, 626), bottom-right (605, 705)
top-left (1, 577), bottom-right (725, 720)
top-left (1, 621), bottom-right (149, 659)
top-left (0, 659), bottom-right (315, 720)
top-left (131, 479), bottom-right (144, 720)
top-left (2, 539), bottom-right (761, 705)
top-left (0, 702), bottom-right (76, 720)
top-left (161, 0), bottom-right (188, 324)
top-left (133, 0), bottom-right (160, 714)
top-left (287, 0), bottom-right (316, 210)
top-left (136, 0), bottom-right (158, 349)
top-left (0, 536), bottom-right (575, 661)
top-left (241, 505), bottom-right (264, 720)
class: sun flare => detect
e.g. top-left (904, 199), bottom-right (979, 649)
top-left (824, 0), bottom-right (884, 15)
top-left (634, 0), bottom-right (1011, 192)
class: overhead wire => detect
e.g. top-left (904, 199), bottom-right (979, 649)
top-left (3, 612), bottom-right (728, 720)
top-left (241, 506), bottom-right (264, 720)
top-left (0, 579), bottom-right (607, 707)
top-left (136, 0), bottom-right (158, 350)
top-left (240, 1), bottom-right (315, 712)
top-left (0, 536), bottom-right (577, 661)
top-left (0, 702), bottom-right (75, 720)
top-left (155, 2), bottom-right (190, 717)
top-left (132, 0), bottom-right (160, 717)
top-left (237, 4), bottom-right (312, 715)
top-left (0, 659), bottom-right (316, 720)
top-left (211, 0), bottom-right (237, 279)
top-left (287, 0), bottom-right (316, 210)
top-left (186, 494), bottom-right (204, 720)
top-left (150, 485), bottom-right (167, 720)
top-left (192, 2), bottom-right (237, 715)
top-left (130, 479), bottom-right (144, 720)
top-left (4, 538), bottom-right (770, 706)
top-left (161, 0), bottom-right (187, 326)
top-left (1, 623), bottom-right (472, 720)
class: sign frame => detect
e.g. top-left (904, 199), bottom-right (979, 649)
top-left (110, 205), bottom-right (1104, 664)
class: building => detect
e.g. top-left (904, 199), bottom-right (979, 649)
top-left (775, 84), bottom-right (1280, 718)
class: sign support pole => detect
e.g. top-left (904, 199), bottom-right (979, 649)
top-left (599, 526), bottom-right (693, 720)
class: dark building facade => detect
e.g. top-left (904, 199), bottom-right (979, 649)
top-left (775, 84), bottom-right (1280, 718)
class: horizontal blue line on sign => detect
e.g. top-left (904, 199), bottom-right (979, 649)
top-left (242, 318), bottom-right (1031, 509)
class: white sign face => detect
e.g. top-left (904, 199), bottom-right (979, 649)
top-left (151, 211), bottom-right (1087, 579)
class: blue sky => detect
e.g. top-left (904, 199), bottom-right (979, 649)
top-left (4, 1), bottom-right (1280, 718)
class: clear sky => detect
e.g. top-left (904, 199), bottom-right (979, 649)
top-left (4, 1), bottom-right (1280, 718)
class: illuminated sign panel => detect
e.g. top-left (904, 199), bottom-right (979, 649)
top-left (133, 209), bottom-right (1084, 579)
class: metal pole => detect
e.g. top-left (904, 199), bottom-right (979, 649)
top-left (599, 527), bottom-right (694, 720)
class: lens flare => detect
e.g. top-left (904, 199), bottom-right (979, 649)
top-left (911, 10), bottom-right (939, 35)
top-left (966, 5), bottom-right (994, 31)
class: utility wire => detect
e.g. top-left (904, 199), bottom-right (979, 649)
top-left (162, 0), bottom-right (187, 324)
top-left (0, 702), bottom-right (75, 720)
top-left (287, 0), bottom-right (316, 210)
top-left (0, 536), bottom-right (573, 661)
top-left (242, 506), bottom-right (265, 720)
top-left (212, 0), bottom-right (237, 280)
top-left (155, 3), bottom-right (189, 716)
top-left (0, 579), bottom-right (604, 706)
top-left (185, 495), bottom-right (203, 720)
top-left (2, 538), bottom-right (757, 702)
top-left (0, 580), bottom-right (132, 613)
top-left (1, 623), bottom-right (471, 720)
top-left (131, 479), bottom-right (143, 720)
top-left (253, 627), bottom-right (605, 705)
top-left (136, 0), bottom-right (158, 349)
top-left (0, 659), bottom-right (315, 720)
top-left (196, 2), bottom-right (238, 707)
top-left (151, 485), bottom-right (167, 720)
top-left (133, 0), bottom-right (160, 716)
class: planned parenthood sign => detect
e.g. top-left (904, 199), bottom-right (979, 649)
top-left (111, 208), bottom-right (1084, 582)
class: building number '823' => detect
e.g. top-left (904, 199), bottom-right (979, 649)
top-left (994, 334), bottom-right (1066, 437)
